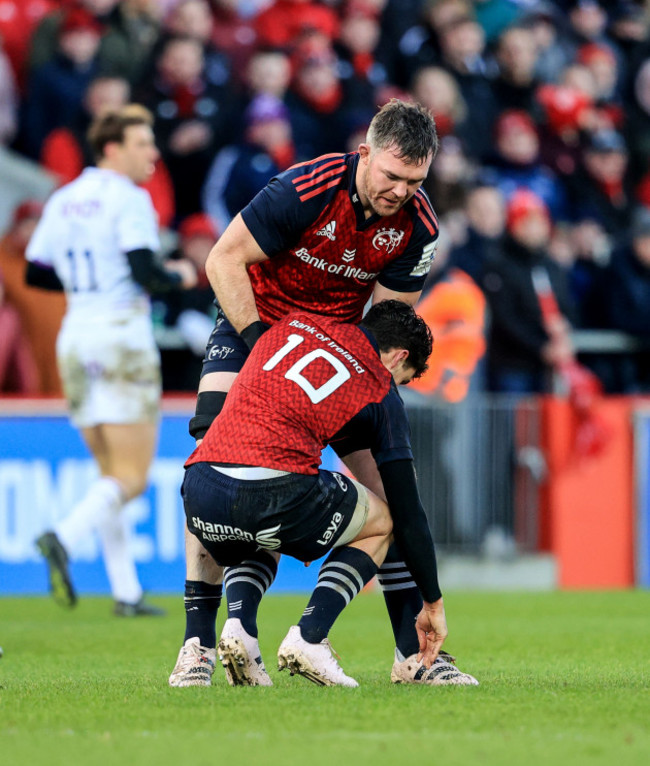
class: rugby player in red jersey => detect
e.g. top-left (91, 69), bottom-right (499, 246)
top-left (181, 301), bottom-right (446, 686)
top-left (169, 100), bottom-right (478, 687)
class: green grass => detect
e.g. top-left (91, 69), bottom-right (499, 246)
top-left (1, 591), bottom-right (649, 766)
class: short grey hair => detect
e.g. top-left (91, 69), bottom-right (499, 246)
top-left (366, 99), bottom-right (439, 163)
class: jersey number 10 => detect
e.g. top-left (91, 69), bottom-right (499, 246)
top-left (263, 334), bottom-right (351, 404)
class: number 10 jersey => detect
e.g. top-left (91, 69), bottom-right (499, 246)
top-left (187, 312), bottom-right (396, 474)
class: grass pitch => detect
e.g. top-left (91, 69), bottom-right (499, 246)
top-left (1, 590), bottom-right (648, 766)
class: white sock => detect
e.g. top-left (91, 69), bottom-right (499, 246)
top-left (55, 477), bottom-right (124, 553)
top-left (97, 511), bottom-right (143, 604)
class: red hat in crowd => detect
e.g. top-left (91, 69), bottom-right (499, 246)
top-left (178, 213), bottom-right (217, 242)
top-left (494, 109), bottom-right (538, 141)
top-left (577, 43), bottom-right (616, 67)
top-left (60, 7), bottom-right (104, 38)
top-left (506, 189), bottom-right (551, 232)
top-left (536, 84), bottom-right (592, 134)
top-left (11, 199), bottom-right (44, 228)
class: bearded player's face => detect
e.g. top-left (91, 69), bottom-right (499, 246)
top-left (357, 144), bottom-right (431, 218)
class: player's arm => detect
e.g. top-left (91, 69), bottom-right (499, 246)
top-left (127, 249), bottom-right (196, 293)
top-left (372, 283), bottom-right (420, 307)
top-left (25, 261), bottom-right (64, 291)
top-left (205, 212), bottom-right (271, 348)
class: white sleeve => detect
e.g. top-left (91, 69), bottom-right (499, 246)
top-left (117, 187), bottom-right (161, 254)
top-left (25, 199), bottom-right (58, 267)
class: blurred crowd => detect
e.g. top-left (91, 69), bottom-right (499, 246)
top-left (2, 0), bottom-right (650, 396)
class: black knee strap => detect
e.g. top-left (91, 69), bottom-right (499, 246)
top-left (189, 391), bottom-right (228, 440)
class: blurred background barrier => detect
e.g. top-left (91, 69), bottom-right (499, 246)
top-left (1, 394), bottom-right (647, 595)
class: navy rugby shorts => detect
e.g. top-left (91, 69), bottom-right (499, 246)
top-left (182, 462), bottom-right (368, 566)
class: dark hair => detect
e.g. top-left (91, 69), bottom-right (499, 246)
top-left (367, 99), bottom-right (439, 163)
top-left (360, 299), bottom-right (433, 379)
top-left (87, 104), bottom-right (153, 160)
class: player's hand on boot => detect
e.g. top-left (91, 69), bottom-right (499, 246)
top-left (415, 598), bottom-right (448, 668)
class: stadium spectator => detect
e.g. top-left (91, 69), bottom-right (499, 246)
top-left (244, 48), bottom-right (292, 103)
top-left (202, 94), bottom-right (295, 232)
top-left (21, 5), bottom-right (104, 158)
top-left (170, 99), bottom-right (478, 690)
top-left (209, 0), bottom-right (260, 88)
top-left (536, 83), bottom-right (595, 177)
top-left (28, 0), bottom-right (118, 73)
top-left (436, 15), bottom-right (499, 161)
top-left (285, 33), bottom-right (356, 160)
top-left (391, 0), bottom-right (474, 87)
top-left (424, 134), bottom-right (476, 222)
top-left (141, 36), bottom-right (237, 218)
top-left (409, 65), bottom-right (475, 151)
top-left (576, 42), bottom-right (624, 127)
top-left (27, 105), bottom-right (196, 616)
top-left (567, 128), bottom-right (633, 239)
top-left (95, 0), bottom-right (163, 86)
top-left (159, 0), bottom-right (231, 90)
top-left (334, 1), bottom-right (390, 116)
top-left (599, 207), bottom-right (650, 392)
top-left (481, 189), bottom-right (575, 394)
top-left (0, 200), bottom-right (65, 394)
top-left (482, 109), bottom-right (569, 222)
top-left (520, 1), bottom-right (574, 84)
top-left (0, 0), bottom-right (56, 91)
top-left (491, 24), bottom-right (541, 114)
top-left (448, 183), bottom-right (506, 283)
top-left (40, 75), bottom-right (175, 227)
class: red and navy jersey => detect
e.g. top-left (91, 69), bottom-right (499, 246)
top-left (240, 152), bottom-right (438, 323)
top-left (187, 312), bottom-right (412, 474)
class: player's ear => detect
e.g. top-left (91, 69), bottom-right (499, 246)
top-left (358, 143), bottom-right (371, 162)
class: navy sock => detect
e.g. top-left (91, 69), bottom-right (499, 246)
top-left (376, 543), bottom-right (423, 657)
top-left (298, 547), bottom-right (377, 644)
top-left (224, 552), bottom-right (278, 638)
top-left (183, 580), bottom-right (223, 648)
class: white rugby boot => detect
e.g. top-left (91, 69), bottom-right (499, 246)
top-left (217, 618), bottom-right (272, 687)
top-left (390, 649), bottom-right (479, 686)
top-left (168, 637), bottom-right (217, 687)
top-left (277, 626), bottom-right (359, 687)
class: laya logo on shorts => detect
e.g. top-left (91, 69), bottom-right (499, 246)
top-left (317, 512), bottom-right (344, 546)
top-left (372, 227), bottom-right (404, 253)
top-left (332, 473), bottom-right (348, 492)
top-left (207, 345), bottom-right (235, 361)
top-left (255, 524), bottom-right (282, 550)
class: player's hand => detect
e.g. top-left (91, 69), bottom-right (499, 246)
top-left (165, 259), bottom-right (198, 289)
top-left (415, 598), bottom-right (448, 668)
top-left (169, 121), bottom-right (212, 154)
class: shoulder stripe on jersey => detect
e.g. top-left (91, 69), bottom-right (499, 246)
top-left (414, 192), bottom-right (438, 236)
top-left (292, 155), bottom-right (346, 186)
top-left (298, 177), bottom-right (343, 202)
top-left (295, 166), bottom-right (346, 196)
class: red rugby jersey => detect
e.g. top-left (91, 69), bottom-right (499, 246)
top-left (186, 312), bottom-right (392, 474)
top-left (240, 152), bottom-right (438, 323)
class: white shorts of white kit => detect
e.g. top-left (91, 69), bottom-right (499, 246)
top-left (57, 310), bottom-right (161, 428)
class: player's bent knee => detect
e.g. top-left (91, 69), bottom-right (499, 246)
top-left (189, 391), bottom-right (227, 440)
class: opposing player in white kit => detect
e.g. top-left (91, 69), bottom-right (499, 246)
top-left (26, 105), bottom-right (196, 615)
